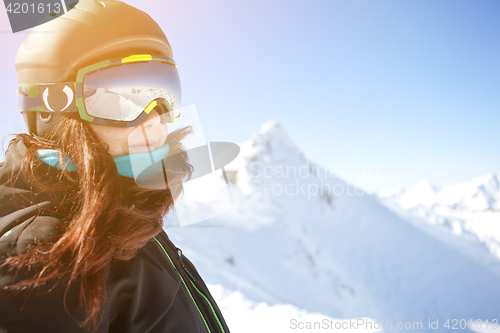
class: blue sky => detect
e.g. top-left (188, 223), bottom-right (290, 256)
top-left (1, 0), bottom-right (499, 192)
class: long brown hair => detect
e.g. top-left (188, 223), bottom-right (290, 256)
top-left (1, 115), bottom-right (193, 331)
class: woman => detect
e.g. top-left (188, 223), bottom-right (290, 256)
top-left (0, 1), bottom-right (230, 332)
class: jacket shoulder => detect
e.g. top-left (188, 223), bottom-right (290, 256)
top-left (0, 209), bottom-right (63, 259)
top-left (103, 237), bottom-right (183, 332)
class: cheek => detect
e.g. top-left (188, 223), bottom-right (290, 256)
top-left (158, 123), bottom-right (169, 142)
top-left (89, 124), bottom-right (132, 157)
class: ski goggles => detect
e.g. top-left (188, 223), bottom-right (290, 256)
top-left (17, 54), bottom-right (181, 127)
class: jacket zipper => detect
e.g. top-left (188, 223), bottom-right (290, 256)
top-left (154, 236), bottom-right (227, 333)
top-left (176, 247), bottom-right (226, 333)
top-left (153, 236), bottom-right (212, 333)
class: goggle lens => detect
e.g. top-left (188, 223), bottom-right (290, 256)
top-left (83, 61), bottom-right (181, 123)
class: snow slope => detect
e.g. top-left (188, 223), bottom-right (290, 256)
top-left (209, 284), bottom-right (379, 333)
top-left (165, 121), bottom-right (500, 332)
top-left (378, 174), bottom-right (500, 265)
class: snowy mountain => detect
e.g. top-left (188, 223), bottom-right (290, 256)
top-left (377, 174), bottom-right (500, 264)
top-left (378, 173), bottom-right (500, 212)
top-left (165, 121), bottom-right (500, 332)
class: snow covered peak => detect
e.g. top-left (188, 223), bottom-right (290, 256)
top-left (258, 120), bottom-right (282, 135)
top-left (399, 180), bottom-right (438, 209)
top-left (379, 173), bottom-right (500, 212)
top-left (471, 172), bottom-right (499, 191)
top-left (253, 120), bottom-right (299, 157)
top-left (233, 120), bottom-right (308, 177)
top-left (377, 172), bottom-right (500, 265)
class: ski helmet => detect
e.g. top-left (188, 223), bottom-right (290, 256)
top-left (15, 0), bottom-right (174, 136)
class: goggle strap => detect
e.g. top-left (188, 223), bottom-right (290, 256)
top-left (17, 83), bottom-right (78, 113)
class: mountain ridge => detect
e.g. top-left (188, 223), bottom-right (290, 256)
top-left (166, 121), bottom-right (500, 332)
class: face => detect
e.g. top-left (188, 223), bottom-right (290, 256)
top-left (89, 110), bottom-right (169, 157)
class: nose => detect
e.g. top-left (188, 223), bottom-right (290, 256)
top-left (140, 109), bottom-right (161, 128)
top-left (134, 108), bottom-right (168, 145)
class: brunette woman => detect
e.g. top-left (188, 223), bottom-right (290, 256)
top-left (0, 1), bottom-right (230, 332)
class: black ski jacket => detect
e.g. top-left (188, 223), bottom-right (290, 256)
top-left (0, 138), bottom-right (230, 333)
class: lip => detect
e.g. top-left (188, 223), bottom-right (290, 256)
top-left (128, 140), bottom-right (158, 153)
top-left (129, 139), bottom-right (157, 147)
